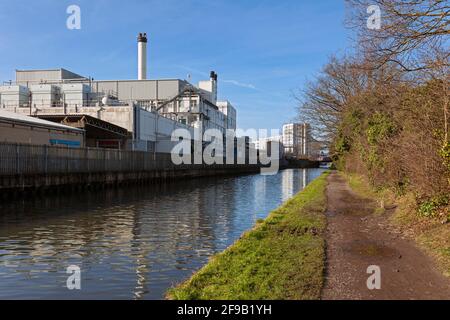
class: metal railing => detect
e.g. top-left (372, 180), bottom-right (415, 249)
top-left (0, 142), bottom-right (252, 176)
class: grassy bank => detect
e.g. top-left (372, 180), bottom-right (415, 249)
top-left (343, 172), bottom-right (450, 278)
top-left (167, 171), bottom-right (330, 300)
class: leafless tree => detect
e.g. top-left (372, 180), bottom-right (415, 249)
top-left (347, 0), bottom-right (449, 141)
top-left (294, 56), bottom-right (368, 146)
top-left (347, 0), bottom-right (449, 72)
top-left (294, 1), bottom-right (449, 195)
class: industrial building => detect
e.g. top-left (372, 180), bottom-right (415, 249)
top-left (0, 110), bottom-right (84, 147)
top-left (0, 33), bottom-right (237, 153)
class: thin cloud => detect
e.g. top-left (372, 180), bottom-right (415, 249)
top-left (174, 65), bottom-right (257, 90)
top-left (223, 79), bottom-right (257, 90)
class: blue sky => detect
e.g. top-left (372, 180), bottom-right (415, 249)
top-left (0, 0), bottom-right (352, 130)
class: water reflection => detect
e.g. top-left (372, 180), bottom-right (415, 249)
top-left (0, 168), bottom-right (324, 299)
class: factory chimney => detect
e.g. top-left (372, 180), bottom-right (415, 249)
top-left (198, 71), bottom-right (218, 104)
top-left (210, 71), bottom-right (218, 103)
top-left (137, 33), bottom-right (148, 80)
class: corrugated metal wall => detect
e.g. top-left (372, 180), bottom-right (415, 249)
top-left (91, 79), bottom-right (187, 100)
top-left (0, 142), bottom-right (252, 176)
top-left (14, 69), bottom-right (189, 102)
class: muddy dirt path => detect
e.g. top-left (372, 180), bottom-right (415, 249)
top-left (322, 172), bottom-right (450, 300)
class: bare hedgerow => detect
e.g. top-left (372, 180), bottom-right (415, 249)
top-left (296, 1), bottom-right (449, 199)
top-left (346, 0), bottom-right (449, 144)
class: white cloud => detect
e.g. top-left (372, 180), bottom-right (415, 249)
top-left (223, 79), bottom-right (257, 90)
top-left (174, 65), bottom-right (257, 90)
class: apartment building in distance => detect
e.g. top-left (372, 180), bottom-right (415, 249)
top-left (282, 123), bottom-right (311, 158)
top-left (254, 123), bottom-right (311, 159)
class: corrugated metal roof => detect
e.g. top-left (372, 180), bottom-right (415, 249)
top-left (0, 110), bottom-right (84, 132)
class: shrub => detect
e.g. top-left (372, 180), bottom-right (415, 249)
top-left (418, 195), bottom-right (449, 218)
top-left (439, 141), bottom-right (450, 172)
top-left (366, 112), bottom-right (397, 146)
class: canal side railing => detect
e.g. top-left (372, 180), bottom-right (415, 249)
top-left (0, 142), bottom-right (253, 176)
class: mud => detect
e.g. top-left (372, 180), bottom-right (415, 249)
top-left (322, 172), bottom-right (450, 300)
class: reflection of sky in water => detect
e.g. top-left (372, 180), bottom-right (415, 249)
top-left (0, 168), bottom-right (324, 299)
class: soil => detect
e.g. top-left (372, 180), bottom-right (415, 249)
top-left (322, 172), bottom-right (450, 300)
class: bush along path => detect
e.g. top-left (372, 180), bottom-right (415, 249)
top-left (322, 172), bottom-right (450, 300)
top-left (167, 172), bottom-right (330, 300)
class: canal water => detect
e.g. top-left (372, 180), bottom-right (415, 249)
top-left (0, 168), bottom-right (324, 299)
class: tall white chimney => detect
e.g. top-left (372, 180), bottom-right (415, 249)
top-left (137, 33), bottom-right (148, 80)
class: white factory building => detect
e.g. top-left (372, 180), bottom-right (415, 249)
top-left (0, 33), bottom-right (237, 153)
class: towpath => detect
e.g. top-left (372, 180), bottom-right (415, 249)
top-left (322, 172), bottom-right (450, 300)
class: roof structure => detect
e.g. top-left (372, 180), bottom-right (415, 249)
top-left (37, 114), bottom-right (130, 139)
top-left (0, 110), bottom-right (84, 132)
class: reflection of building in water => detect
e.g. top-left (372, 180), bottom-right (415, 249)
top-left (191, 180), bottom-right (237, 251)
top-left (281, 169), bottom-right (294, 202)
top-left (253, 175), bottom-right (267, 219)
top-left (303, 169), bottom-right (307, 190)
top-left (129, 178), bottom-right (238, 296)
top-left (112, 182), bottom-right (237, 298)
top-left (0, 184), bottom-right (223, 299)
top-left (0, 169), bottom-right (324, 299)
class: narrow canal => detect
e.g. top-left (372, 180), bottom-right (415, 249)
top-left (0, 168), bottom-right (324, 299)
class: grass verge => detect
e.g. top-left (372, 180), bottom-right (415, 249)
top-left (343, 172), bottom-right (450, 278)
top-left (167, 171), bottom-right (330, 300)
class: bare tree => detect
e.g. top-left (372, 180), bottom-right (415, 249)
top-left (294, 56), bottom-right (368, 146)
top-left (294, 1), bottom-right (449, 196)
top-left (347, 0), bottom-right (449, 72)
top-left (347, 0), bottom-right (449, 141)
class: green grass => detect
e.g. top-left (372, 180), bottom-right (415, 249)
top-left (167, 171), bottom-right (330, 300)
top-left (344, 172), bottom-right (381, 200)
top-left (343, 172), bottom-right (388, 215)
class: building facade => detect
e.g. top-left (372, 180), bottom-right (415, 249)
top-left (0, 68), bottom-right (237, 153)
top-left (0, 110), bottom-right (84, 147)
top-left (282, 123), bottom-right (311, 158)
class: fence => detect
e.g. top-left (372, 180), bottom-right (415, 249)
top-left (0, 142), bottom-right (246, 176)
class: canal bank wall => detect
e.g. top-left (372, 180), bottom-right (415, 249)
top-left (286, 158), bottom-right (321, 169)
top-left (0, 142), bottom-right (319, 194)
top-left (0, 165), bottom-right (262, 194)
top-left (0, 141), bottom-right (261, 193)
